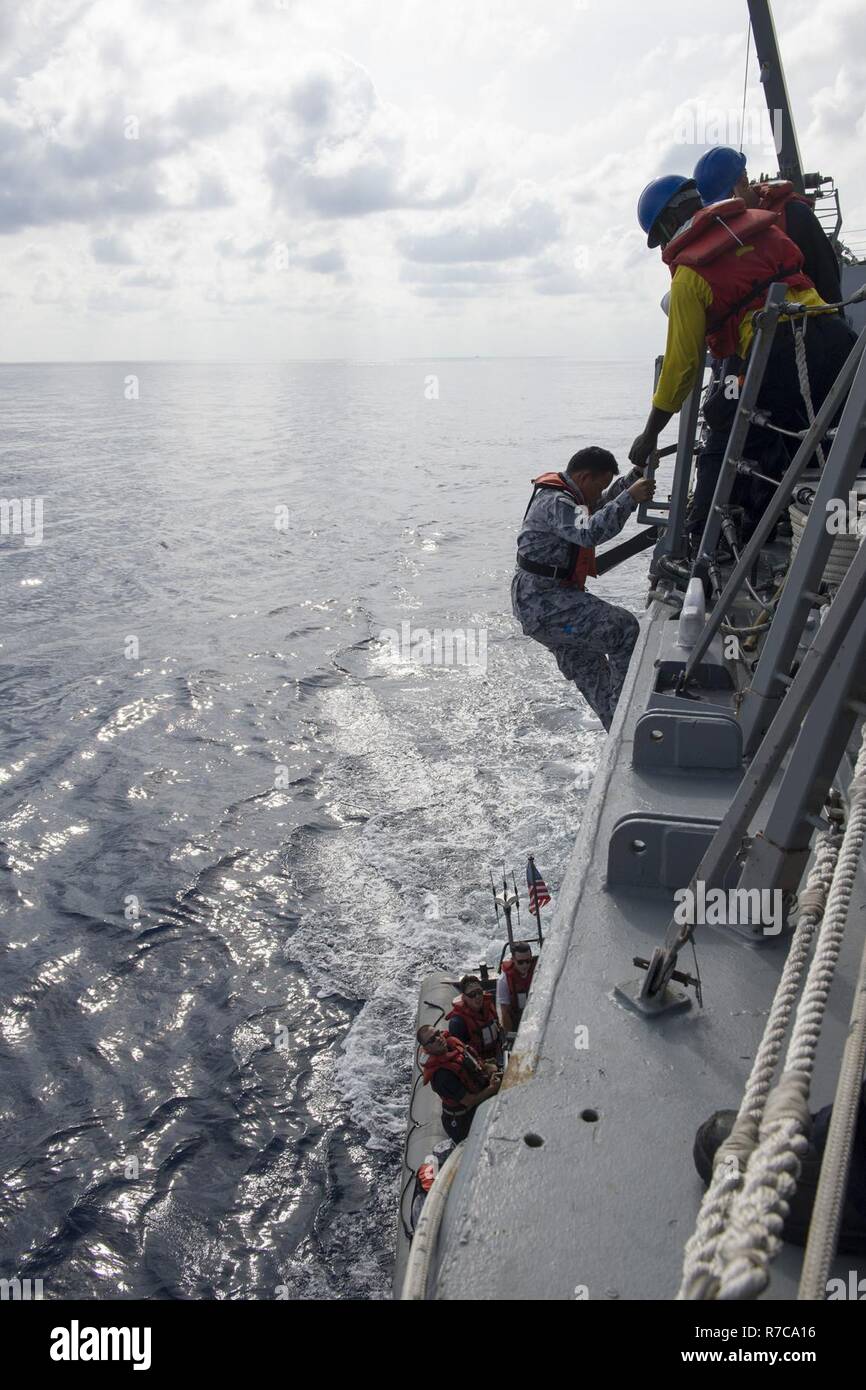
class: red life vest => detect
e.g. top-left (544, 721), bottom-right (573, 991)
top-left (446, 993), bottom-right (501, 1059)
top-left (501, 957), bottom-right (536, 1016)
top-left (520, 472), bottom-right (598, 589)
top-left (663, 197), bottom-right (813, 358)
top-left (421, 1035), bottom-right (486, 1110)
top-left (754, 180), bottom-right (812, 231)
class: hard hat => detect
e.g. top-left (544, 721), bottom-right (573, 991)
top-left (694, 146), bottom-right (748, 205)
top-left (637, 175), bottom-right (695, 248)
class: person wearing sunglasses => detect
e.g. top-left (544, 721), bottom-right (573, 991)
top-left (497, 943), bottom-right (537, 1036)
top-left (417, 1024), bottom-right (502, 1144)
top-left (447, 975), bottom-right (503, 1066)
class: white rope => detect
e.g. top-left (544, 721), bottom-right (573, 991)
top-left (792, 319), bottom-right (827, 469)
top-left (678, 833), bottom-right (840, 1299)
top-left (712, 726), bottom-right (866, 1299)
top-left (798, 900), bottom-right (866, 1298)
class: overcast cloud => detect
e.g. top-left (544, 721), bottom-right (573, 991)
top-left (1, 0), bottom-right (864, 361)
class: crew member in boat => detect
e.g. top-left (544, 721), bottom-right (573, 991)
top-left (447, 975), bottom-right (503, 1065)
top-left (629, 176), bottom-right (856, 543)
top-left (693, 146), bottom-right (842, 305)
top-left (417, 1025), bottom-right (502, 1143)
top-left (497, 941), bottom-right (537, 1035)
top-left (511, 446), bottom-right (655, 731)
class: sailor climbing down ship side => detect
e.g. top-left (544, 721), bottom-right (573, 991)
top-left (511, 446), bottom-right (654, 731)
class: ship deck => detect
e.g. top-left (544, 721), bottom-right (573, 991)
top-left (427, 596), bottom-right (866, 1301)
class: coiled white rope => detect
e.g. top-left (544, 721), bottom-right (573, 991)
top-left (678, 833), bottom-right (840, 1299)
top-left (679, 724), bottom-right (866, 1300)
top-left (792, 319), bottom-right (827, 469)
top-left (799, 883), bottom-right (866, 1298)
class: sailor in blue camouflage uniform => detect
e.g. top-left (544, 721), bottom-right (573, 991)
top-left (512, 445), bottom-right (654, 731)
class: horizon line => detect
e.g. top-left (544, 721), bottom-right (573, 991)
top-left (0, 355), bottom-right (649, 367)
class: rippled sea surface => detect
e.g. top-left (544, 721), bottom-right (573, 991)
top-left (0, 359), bottom-right (657, 1299)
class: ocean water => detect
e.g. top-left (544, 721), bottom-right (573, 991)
top-left (0, 358), bottom-right (661, 1299)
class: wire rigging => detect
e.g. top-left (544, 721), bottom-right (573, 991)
top-left (739, 22), bottom-right (752, 155)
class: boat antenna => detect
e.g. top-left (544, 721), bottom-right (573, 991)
top-left (489, 869), bottom-right (502, 929)
top-left (488, 864), bottom-right (517, 948)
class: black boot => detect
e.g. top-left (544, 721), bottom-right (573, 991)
top-left (693, 1107), bottom-right (866, 1253)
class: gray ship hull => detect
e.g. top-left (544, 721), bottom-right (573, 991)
top-left (419, 591), bottom-right (866, 1300)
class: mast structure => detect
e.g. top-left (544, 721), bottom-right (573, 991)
top-left (746, 0), bottom-right (805, 194)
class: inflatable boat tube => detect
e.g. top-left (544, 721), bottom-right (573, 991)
top-left (393, 971), bottom-right (459, 1297)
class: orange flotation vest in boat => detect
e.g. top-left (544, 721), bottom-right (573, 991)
top-left (663, 197), bottom-right (812, 358)
top-left (517, 472), bottom-right (598, 589)
top-left (421, 1036), bottom-right (486, 1110)
top-left (446, 993), bottom-right (501, 1059)
top-left (501, 957), bottom-right (536, 1016)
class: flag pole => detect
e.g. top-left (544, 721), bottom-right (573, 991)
top-left (528, 853), bottom-right (544, 946)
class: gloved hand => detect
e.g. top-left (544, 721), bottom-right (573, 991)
top-left (629, 432), bottom-right (658, 470)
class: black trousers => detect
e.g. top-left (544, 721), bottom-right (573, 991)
top-left (688, 313), bottom-right (858, 543)
top-left (442, 1108), bottom-right (473, 1144)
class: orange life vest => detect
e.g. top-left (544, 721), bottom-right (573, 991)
top-left (446, 993), bottom-right (501, 1059)
top-left (519, 472), bottom-right (598, 589)
top-left (421, 1035), bottom-right (486, 1110)
top-left (663, 197), bottom-right (813, 358)
top-left (501, 957), bottom-right (536, 1016)
top-left (754, 180), bottom-right (812, 228)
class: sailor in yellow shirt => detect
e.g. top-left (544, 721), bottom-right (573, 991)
top-left (651, 265), bottom-right (827, 419)
top-left (629, 176), bottom-right (855, 544)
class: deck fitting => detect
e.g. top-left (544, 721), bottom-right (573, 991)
top-left (613, 976), bottom-right (692, 1017)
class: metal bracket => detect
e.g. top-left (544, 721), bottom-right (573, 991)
top-left (607, 814), bottom-right (741, 891)
top-left (614, 975), bottom-right (691, 1017)
top-left (633, 711), bottom-right (743, 771)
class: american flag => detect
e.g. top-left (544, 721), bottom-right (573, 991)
top-left (526, 856), bottom-right (551, 916)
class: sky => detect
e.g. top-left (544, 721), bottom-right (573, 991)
top-left (1, 0), bottom-right (865, 362)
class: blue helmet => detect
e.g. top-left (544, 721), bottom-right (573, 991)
top-left (637, 175), bottom-right (695, 248)
top-left (694, 146), bottom-right (748, 205)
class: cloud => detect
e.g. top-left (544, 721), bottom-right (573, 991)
top-left (265, 53), bottom-right (477, 218)
top-left (398, 187), bottom-right (560, 264)
top-left (0, 97), bottom-right (222, 234)
top-left (1, 0), bottom-right (864, 359)
top-left (297, 247), bottom-right (346, 274)
top-left (91, 233), bottom-right (137, 264)
top-left (400, 263), bottom-right (512, 285)
top-left (121, 271), bottom-right (174, 290)
top-left (215, 236), bottom-right (274, 260)
top-left (87, 289), bottom-right (149, 314)
top-left (533, 273), bottom-right (584, 297)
